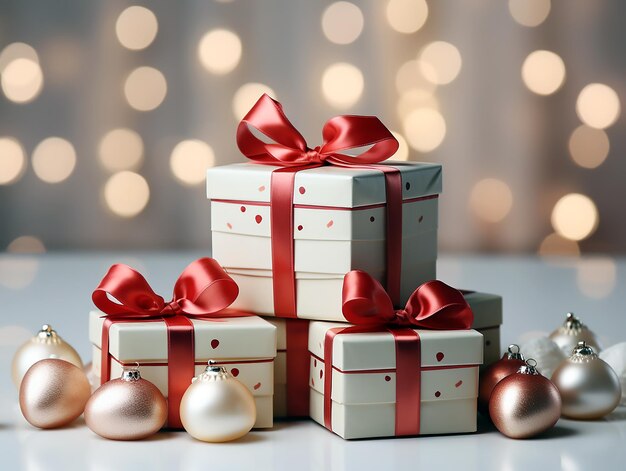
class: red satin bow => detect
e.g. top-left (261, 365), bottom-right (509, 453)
top-left (342, 270), bottom-right (473, 329)
top-left (92, 257), bottom-right (239, 319)
top-left (93, 257), bottom-right (239, 429)
top-left (236, 94), bottom-right (399, 166)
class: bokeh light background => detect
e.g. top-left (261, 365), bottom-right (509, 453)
top-left (1, 0), bottom-right (625, 262)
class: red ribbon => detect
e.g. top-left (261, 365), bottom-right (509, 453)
top-left (284, 319), bottom-right (311, 416)
top-left (92, 257), bottom-right (239, 429)
top-left (323, 271), bottom-right (473, 436)
top-left (237, 94), bottom-right (401, 316)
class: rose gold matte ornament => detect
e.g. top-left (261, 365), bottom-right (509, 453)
top-left (489, 359), bottom-right (561, 439)
top-left (85, 366), bottom-right (167, 440)
top-left (551, 341), bottom-right (621, 419)
top-left (12, 324), bottom-right (83, 388)
top-left (478, 344), bottom-right (525, 416)
top-left (180, 361), bottom-right (256, 442)
top-left (19, 358), bottom-right (91, 429)
top-left (549, 312), bottom-right (601, 355)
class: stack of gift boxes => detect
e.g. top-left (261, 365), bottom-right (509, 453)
top-left (89, 95), bottom-right (503, 439)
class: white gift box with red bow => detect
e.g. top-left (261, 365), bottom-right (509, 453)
top-left (206, 162), bottom-right (442, 321)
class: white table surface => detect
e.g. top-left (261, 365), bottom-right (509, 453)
top-left (1, 252), bottom-right (625, 470)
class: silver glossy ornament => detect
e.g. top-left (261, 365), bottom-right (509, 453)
top-left (180, 361), bottom-right (256, 442)
top-left (12, 324), bottom-right (83, 388)
top-left (489, 359), bottom-right (561, 439)
top-left (85, 365), bottom-right (167, 440)
top-left (549, 312), bottom-right (601, 355)
top-left (551, 341), bottom-right (621, 419)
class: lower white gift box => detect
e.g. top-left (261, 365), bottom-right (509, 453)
top-left (89, 311), bottom-right (276, 429)
top-left (464, 291), bottom-right (503, 366)
top-left (307, 321), bottom-right (483, 439)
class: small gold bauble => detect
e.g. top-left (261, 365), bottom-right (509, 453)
top-left (552, 341), bottom-right (621, 419)
top-left (549, 312), bottom-right (601, 355)
top-left (19, 358), bottom-right (91, 429)
top-left (85, 366), bottom-right (167, 440)
top-left (180, 361), bottom-right (256, 442)
top-left (12, 325), bottom-right (83, 388)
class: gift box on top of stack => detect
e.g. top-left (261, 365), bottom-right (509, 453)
top-left (206, 94), bottom-right (504, 438)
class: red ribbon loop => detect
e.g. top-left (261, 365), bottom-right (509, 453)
top-left (93, 257), bottom-right (239, 319)
top-left (342, 270), bottom-right (474, 329)
top-left (236, 94), bottom-right (399, 167)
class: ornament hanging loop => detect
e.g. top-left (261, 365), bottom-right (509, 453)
top-left (506, 344), bottom-right (524, 361)
top-left (518, 358), bottom-right (540, 375)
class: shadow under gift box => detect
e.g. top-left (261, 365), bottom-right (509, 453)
top-left (206, 162), bottom-right (442, 320)
top-left (307, 322), bottom-right (484, 439)
top-left (89, 312), bottom-right (277, 428)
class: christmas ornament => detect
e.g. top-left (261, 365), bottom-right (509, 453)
top-left (19, 358), bottom-right (91, 429)
top-left (478, 344), bottom-right (525, 415)
top-left (85, 365), bottom-right (167, 440)
top-left (549, 312), bottom-right (601, 355)
top-left (12, 324), bottom-right (83, 388)
top-left (521, 336), bottom-right (566, 379)
top-left (180, 361), bottom-right (256, 442)
top-left (599, 342), bottom-right (626, 405)
top-left (489, 359), bottom-right (561, 439)
top-left (552, 341), bottom-right (621, 419)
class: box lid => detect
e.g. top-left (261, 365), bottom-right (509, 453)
top-left (465, 291), bottom-right (503, 329)
top-left (89, 311), bottom-right (276, 361)
top-left (206, 162), bottom-right (442, 208)
top-left (308, 321), bottom-right (483, 371)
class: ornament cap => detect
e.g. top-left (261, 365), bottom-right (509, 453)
top-left (193, 360), bottom-right (231, 383)
top-left (570, 340), bottom-right (598, 361)
top-left (518, 358), bottom-right (540, 376)
top-left (505, 344), bottom-right (524, 361)
top-left (121, 363), bottom-right (141, 382)
top-left (563, 312), bottom-right (584, 331)
top-left (37, 324), bottom-right (59, 340)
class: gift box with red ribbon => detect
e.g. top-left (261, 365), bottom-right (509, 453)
top-left (207, 94), bottom-right (441, 322)
top-left (307, 270), bottom-right (483, 439)
top-left (88, 258), bottom-right (277, 429)
top-left (463, 291), bottom-right (503, 366)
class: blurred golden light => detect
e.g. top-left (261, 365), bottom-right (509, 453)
top-left (576, 257), bottom-right (617, 299)
top-left (233, 83), bottom-right (276, 120)
top-left (321, 62), bottom-right (364, 108)
top-left (115, 6), bottom-right (158, 51)
top-left (508, 0), bottom-right (551, 27)
top-left (576, 83), bottom-right (620, 129)
top-left (418, 41), bottom-right (462, 85)
top-left (469, 178), bottom-right (514, 223)
top-left (7, 236), bottom-right (46, 254)
top-left (124, 66), bottom-right (167, 111)
top-left (104, 171), bottom-right (150, 218)
top-left (0, 258), bottom-right (39, 290)
top-left (402, 108), bottom-right (446, 152)
top-left (551, 193), bottom-right (598, 241)
top-left (395, 60), bottom-right (436, 95)
top-left (0, 137), bottom-right (26, 185)
top-left (98, 128), bottom-right (144, 172)
top-left (322, 2), bottom-right (364, 45)
top-left (32, 137), bottom-right (76, 184)
top-left (198, 29), bottom-right (242, 75)
top-left (396, 88), bottom-right (439, 119)
top-left (521, 50), bottom-right (565, 95)
top-left (568, 125), bottom-right (610, 169)
top-left (538, 233), bottom-right (580, 257)
top-left (389, 131), bottom-right (410, 162)
top-left (0, 42), bottom-right (39, 72)
top-left (170, 139), bottom-right (215, 186)
top-left (1, 58), bottom-right (44, 103)
top-left (386, 0), bottom-right (428, 34)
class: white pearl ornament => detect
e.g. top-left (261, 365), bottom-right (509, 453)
top-left (179, 361), bottom-right (256, 442)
